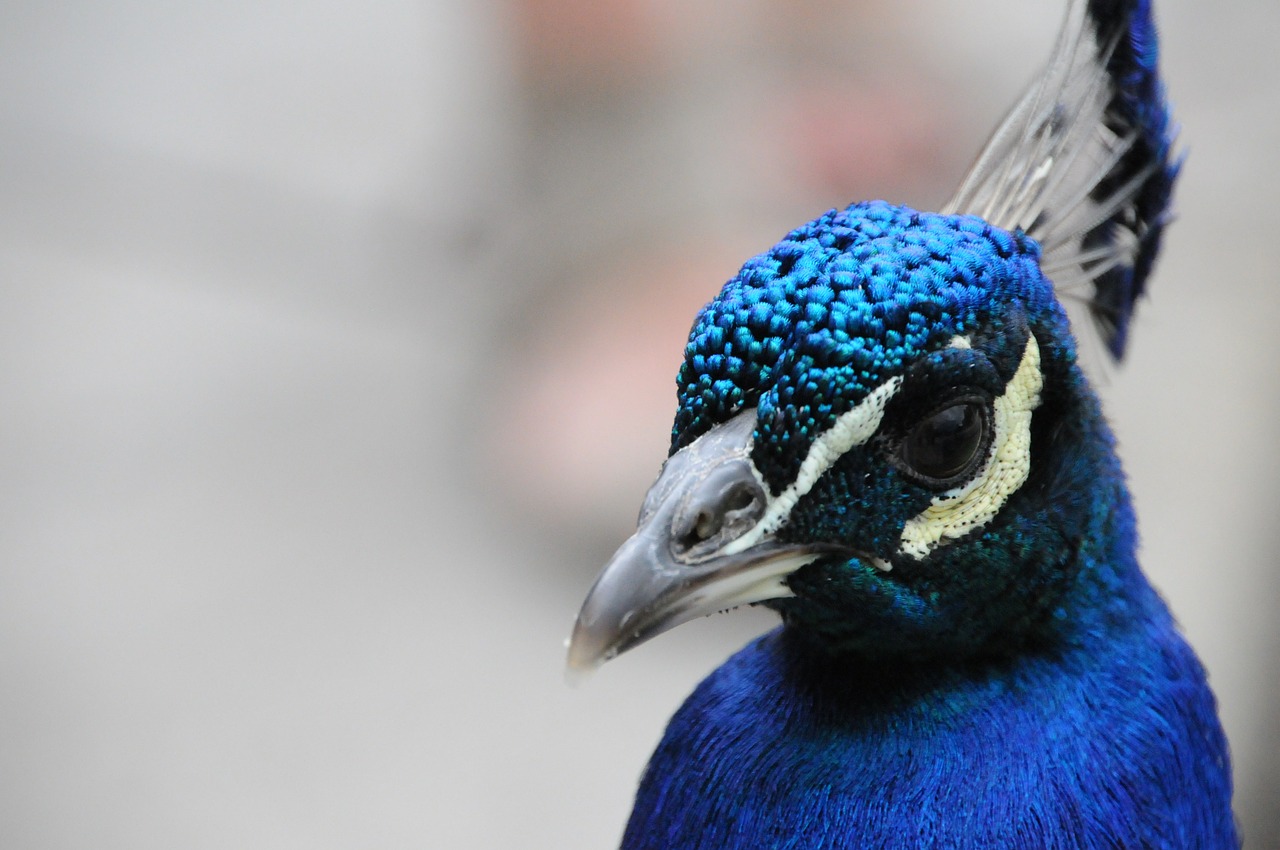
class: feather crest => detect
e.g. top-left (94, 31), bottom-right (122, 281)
top-left (944, 0), bottom-right (1179, 359)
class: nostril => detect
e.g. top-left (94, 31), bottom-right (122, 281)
top-left (724, 484), bottom-right (757, 514)
top-left (670, 459), bottom-right (767, 558)
top-left (694, 510), bottom-right (720, 541)
top-left (675, 510), bottom-right (714, 551)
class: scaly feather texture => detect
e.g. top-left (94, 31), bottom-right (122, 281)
top-left (627, 328), bottom-right (1234, 846)
top-left (612, 202), bottom-right (1236, 847)
top-left (567, 1), bottom-right (1236, 847)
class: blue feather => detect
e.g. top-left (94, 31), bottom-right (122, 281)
top-left (626, 614), bottom-right (1232, 849)
top-left (567, 1), bottom-right (1236, 846)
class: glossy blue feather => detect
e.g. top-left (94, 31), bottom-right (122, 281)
top-left (673, 202), bottom-right (1050, 491)
top-left (625, 614), bottom-right (1232, 849)
top-left (622, 198), bottom-right (1236, 844)
top-left (1080, 0), bottom-right (1180, 358)
top-left (576, 1), bottom-right (1237, 845)
top-left (619, 196), bottom-right (1238, 846)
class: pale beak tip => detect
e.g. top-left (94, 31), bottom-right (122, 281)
top-left (563, 619), bottom-right (612, 685)
top-left (563, 661), bottom-right (596, 688)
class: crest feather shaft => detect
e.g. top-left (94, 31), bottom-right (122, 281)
top-left (944, 0), bottom-right (1179, 359)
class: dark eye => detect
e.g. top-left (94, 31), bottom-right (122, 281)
top-left (899, 400), bottom-right (989, 485)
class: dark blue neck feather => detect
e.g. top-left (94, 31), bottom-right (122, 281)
top-left (621, 370), bottom-right (1237, 848)
top-left (622, 601), bottom-right (1236, 848)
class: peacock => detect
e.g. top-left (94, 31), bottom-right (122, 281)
top-left (567, 0), bottom-right (1238, 846)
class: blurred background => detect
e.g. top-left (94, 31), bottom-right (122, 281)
top-left (1, 0), bottom-right (1276, 847)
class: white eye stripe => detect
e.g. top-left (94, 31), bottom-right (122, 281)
top-left (720, 334), bottom-right (1040, 565)
top-left (898, 333), bottom-right (1043, 559)
top-left (721, 376), bottom-right (903, 556)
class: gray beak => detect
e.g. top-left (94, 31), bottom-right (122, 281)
top-left (566, 412), bottom-right (829, 675)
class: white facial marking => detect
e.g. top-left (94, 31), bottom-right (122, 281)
top-left (898, 334), bottom-right (1043, 559)
top-left (722, 376), bottom-right (903, 555)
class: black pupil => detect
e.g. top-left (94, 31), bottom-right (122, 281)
top-left (902, 402), bottom-right (984, 482)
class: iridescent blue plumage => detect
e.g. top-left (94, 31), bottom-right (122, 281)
top-left (1084, 0), bottom-right (1180, 356)
top-left (567, 0), bottom-right (1236, 846)
top-left (619, 201), bottom-right (1235, 845)
top-left (673, 204), bottom-right (1053, 491)
top-left (627, 618), bottom-right (1232, 848)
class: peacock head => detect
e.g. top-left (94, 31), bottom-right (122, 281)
top-left (568, 201), bottom-right (1101, 669)
top-left (567, 0), bottom-right (1177, 672)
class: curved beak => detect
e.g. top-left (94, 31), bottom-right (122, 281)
top-left (566, 412), bottom-right (828, 676)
